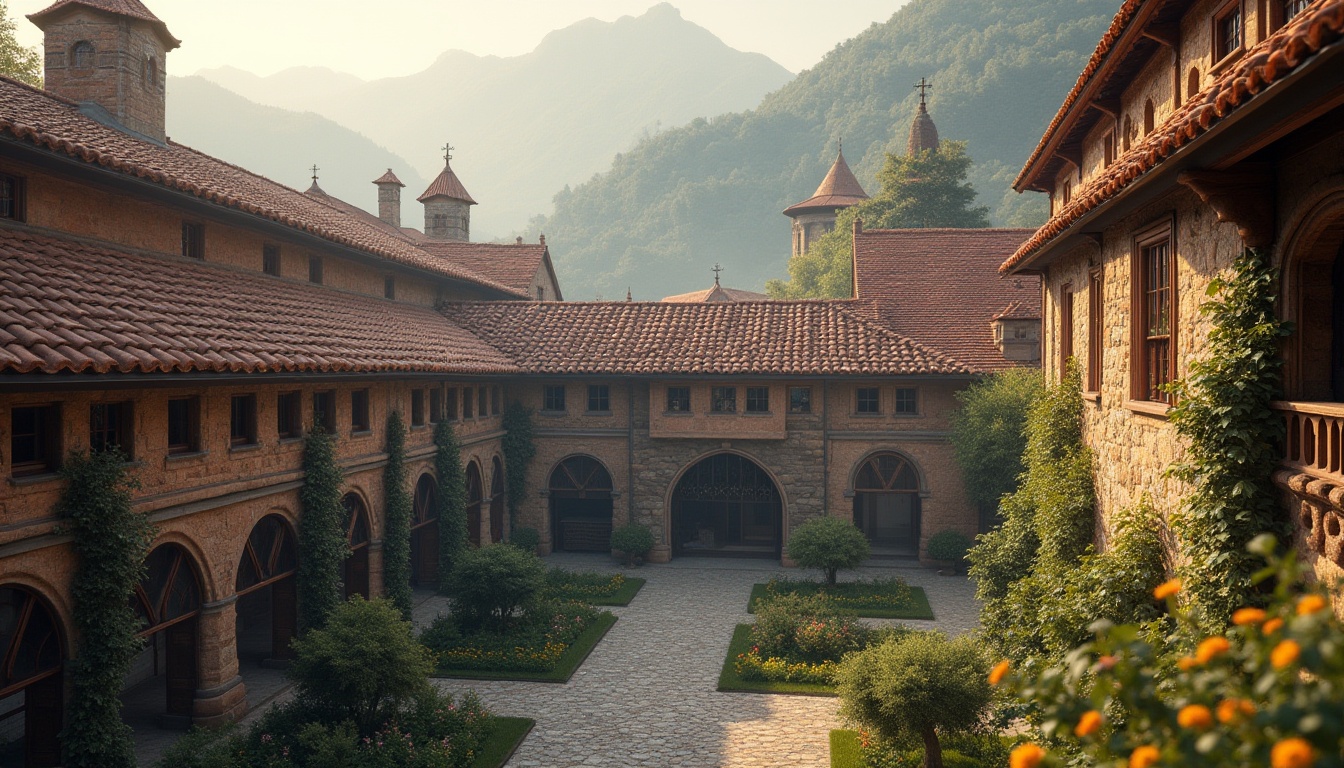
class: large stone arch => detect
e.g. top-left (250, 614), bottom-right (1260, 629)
top-left (547, 454), bottom-right (616, 553)
top-left (410, 471), bottom-right (440, 587)
top-left (1278, 180), bottom-right (1344, 401)
top-left (0, 583), bottom-right (66, 766)
top-left (849, 450), bottom-right (925, 556)
top-left (146, 529), bottom-right (222, 603)
top-left (664, 450), bottom-right (786, 559)
top-left (126, 542), bottom-right (205, 725)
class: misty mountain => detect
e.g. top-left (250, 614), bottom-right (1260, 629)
top-left (188, 3), bottom-right (793, 238)
top-left (533, 0), bottom-right (1118, 300)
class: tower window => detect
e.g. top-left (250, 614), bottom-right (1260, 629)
top-left (745, 387), bottom-right (770, 413)
top-left (1133, 221), bottom-right (1176, 404)
top-left (666, 386), bottom-right (691, 413)
top-left (411, 389), bottom-right (426, 427)
top-left (788, 386), bottom-right (812, 414)
top-left (587, 385), bottom-right (610, 413)
top-left (277, 391), bottom-right (301, 439)
top-left (430, 386), bottom-right (444, 423)
top-left (856, 387), bottom-right (881, 414)
top-left (350, 389), bottom-right (370, 433)
top-left (90, 401), bottom-right (133, 457)
top-left (543, 385), bottom-right (565, 413)
top-left (144, 55), bottom-right (158, 88)
top-left (895, 388), bottom-right (919, 415)
top-left (711, 387), bottom-right (737, 413)
top-left (230, 394), bottom-right (257, 447)
top-left (72, 41), bottom-right (94, 69)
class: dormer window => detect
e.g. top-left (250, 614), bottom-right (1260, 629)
top-left (72, 41), bottom-right (94, 69)
top-left (144, 55), bottom-right (158, 88)
top-left (1213, 2), bottom-right (1243, 63)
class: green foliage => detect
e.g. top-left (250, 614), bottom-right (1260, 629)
top-left (1167, 248), bottom-right (1291, 625)
top-left (510, 526), bottom-right (541, 553)
top-left (755, 577), bottom-right (921, 617)
top-left (926, 530), bottom-right (973, 569)
top-left (751, 593), bottom-right (872, 664)
top-left (0, 1), bottom-right (41, 88)
top-left (288, 597), bottom-right (434, 736)
top-left (967, 492), bottom-right (1039, 603)
top-left (423, 599), bottom-right (603, 674)
top-left (434, 420), bottom-right (469, 593)
top-left (501, 401), bottom-right (536, 532)
top-left (446, 544), bottom-right (545, 632)
top-left (298, 427), bottom-right (346, 632)
top-left (856, 731), bottom-right (1013, 768)
top-left (59, 450), bottom-right (153, 768)
top-left (949, 368), bottom-right (1043, 510)
top-left (610, 522), bottom-right (655, 565)
top-left (837, 632), bottom-right (992, 768)
top-left (786, 516), bottom-right (870, 585)
top-left (382, 411), bottom-right (413, 619)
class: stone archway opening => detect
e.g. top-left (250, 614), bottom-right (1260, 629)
top-left (1285, 211), bottom-right (1344, 402)
top-left (0, 586), bottom-right (64, 767)
top-left (466, 463), bottom-right (483, 548)
top-left (489, 457), bottom-right (505, 544)
top-left (549, 456), bottom-right (614, 553)
top-left (234, 514), bottom-right (298, 668)
top-left (122, 543), bottom-right (203, 731)
top-left (410, 474), bottom-right (439, 587)
top-left (671, 453), bottom-right (781, 558)
top-left (852, 452), bottom-right (922, 557)
top-left (342, 494), bottom-right (371, 600)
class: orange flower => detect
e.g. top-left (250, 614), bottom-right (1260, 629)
top-left (1177, 704), bottom-right (1213, 730)
top-left (1263, 617), bottom-right (1285, 635)
top-left (1176, 656), bottom-right (1198, 671)
top-left (1153, 579), bottom-right (1182, 600)
top-left (1194, 636), bottom-right (1231, 664)
top-left (1129, 745), bottom-right (1161, 768)
top-left (1075, 710), bottom-right (1103, 737)
top-left (1270, 737), bottom-right (1315, 768)
top-left (1010, 743), bottom-right (1046, 768)
top-left (1297, 594), bottom-right (1328, 616)
top-left (1271, 639), bottom-right (1301, 669)
top-left (1096, 654), bottom-right (1118, 670)
top-left (1231, 607), bottom-right (1268, 626)
top-left (989, 659), bottom-right (1011, 686)
top-left (1216, 698), bottom-right (1256, 724)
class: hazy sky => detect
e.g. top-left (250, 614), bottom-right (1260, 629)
top-left (9, 0), bottom-right (911, 78)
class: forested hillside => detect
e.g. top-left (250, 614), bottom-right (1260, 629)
top-left (537, 0), bottom-right (1117, 300)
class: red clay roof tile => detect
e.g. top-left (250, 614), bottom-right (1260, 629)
top-left (372, 169), bottom-right (404, 187)
top-left (784, 150), bottom-right (869, 216)
top-left (417, 162), bottom-right (476, 204)
top-left (661, 285), bottom-right (770, 303)
top-left (417, 242), bottom-right (549, 295)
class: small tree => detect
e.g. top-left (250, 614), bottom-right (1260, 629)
top-left (445, 544), bottom-right (544, 631)
top-left (0, 1), bottom-right (42, 87)
top-left (949, 367), bottom-right (1043, 513)
top-left (837, 632), bottom-right (992, 768)
top-left (610, 522), bottom-right (654, 566)
top-left (787, 516), bottom-right (870, 585)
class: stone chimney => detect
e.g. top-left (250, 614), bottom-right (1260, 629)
top-left (29, 0), bottom-right (181, 143)
top-left (372, 169), bottom-right (404, 228)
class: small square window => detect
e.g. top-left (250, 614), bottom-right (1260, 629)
top-left (446, 387), bottom-right (459, 420)
top-left (309, 256), bottom-right (324, 284)
top-left (788, 387), bottom-right (812, 414)
top-left (384, 275), bottom-right (396, 299)
top-left (895, 388), bottom-right (918, 415)
top-left (411, 389), bottom-right (426, 427)
top-left (11, 404), bottom-right (60, 476)
top-left (313, 390), bottom-right (336, 431)
top-left (230, 394), bottom-right (257, 447)
top-left (1214, 2), bottom-right (1243, 61)
top-left (587, 384), bottom-right (610, 412)
top-left (478, 387), bottom-right (488, 417)
top-left (182, 222), bottom-right (205, 260)
top-left (463, 387), bottom-right (474, 419)
top-left (1, 174), bottom-right (26, 222)
top-left (543, 385), bottom-right (565, 412)
top-left (277, 391), bottom-right (301, 439)
top-left (430, 387), bottom-right (443, 423)
top-left (492, 386), bottom-right (501, 416)
top-left (262, 244), bottom-right (281, 276)
top-left (666, 386), bottom-right (690, 413)
top-left (856, 387), bottom-right (881, 414)
top-left (745, 387), bottom-right (769, 413)
top-left (711, 387), bottom-right (736, 413)
top-left (90, 401), bottom-right (133, 458)
top-left (166, 396), bottom-right (200, 454)
top-left (350, 389), bottom-right (370, 433)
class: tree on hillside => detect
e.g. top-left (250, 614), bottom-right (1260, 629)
top-left (0, 1), bottom-right (42, 87)
top-left (768, 140), bottom-right (989, 298)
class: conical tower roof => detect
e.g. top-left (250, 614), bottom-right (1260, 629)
top-left (907, 101), bottom-right (940, 156)
top-left (29, 0), bottom-right (180, 49)
top-left (418, 161), bottom-right (476, 205)
top-left (783, 149), bottom-right (869, 217)
top-left (372, 169), bottom-right (405, 187)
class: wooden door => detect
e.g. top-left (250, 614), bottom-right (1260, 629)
top-left (25, 674), bottom-right (62, 767)
top-left (165, 618), bottom-right (198, 717)
top-left (271, 579), bottom-right (297, 659)
top-left (412, 524), bottom-right (439, 586)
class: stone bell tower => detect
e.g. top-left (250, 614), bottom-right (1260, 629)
top-left (419, 143), bottom-right (476, 242)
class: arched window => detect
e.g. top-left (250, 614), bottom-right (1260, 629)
top-left (852, 452), bottom-right (922, 555)
top-left (466, 462), bottom-right (483, 547)
top-left (1123, 116), bottom-right (1133, 152)
top-left (342, 493), bottom-right (370, 599)
top-left (549, 456), bottom-right (615, 553)
top-left (1143, 98), bottom-right (1155, 135)
top-left (72, 41), bottom-right (94, 69)
top-left (1187, 67), bottom-right (1201, 100)
top-left (144, 55), bottom-right (158, 88)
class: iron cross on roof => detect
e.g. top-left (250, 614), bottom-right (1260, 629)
top-left (712, 263), bottom-right (724, 285)
top-left (309, 164), bottom-right (319, 183)
top-left (442, 143), bottom-right (455, 164)
top-left (914, 78), bottom-right (933, 105)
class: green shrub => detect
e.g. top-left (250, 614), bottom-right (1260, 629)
top-left (423, 599), bottom-right (601, 673)
top-left (967, 491), bottom-right (1039, 603)
top-left (610, 522), bottom-right (654, 565)
top-left (751, 593), bottom-right (871, 664)
top-left (509, 526), bottom-right (541, 553)
top-left (382, 411), bottom-right (413, 619)
top-left (949, 367), bottom-right (1043, 510)
top-left (445, 543), bottom-right (545, 631)
top-left (926, 530), bottom-right (973, 570)
top-left (434, 420), bottom-right (469, 593)
top-left (298, 427), bottom-right (347, 632)
top-left (786, 516), bottom-right (870, 585)
top-left (837, 632), bottom-right (992, 768)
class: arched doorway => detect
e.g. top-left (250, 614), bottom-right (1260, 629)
top-left (671, 453), bottom-right (782, 558)
top-left (489, 457), bottom-right (505, 544)
top-left (343, 494), bottom-right (370, 600)
top-left (127, 544), bottom-right (202, 725)
top-left (0, 587), bottom-right (64, 767)
top-left (1284, 203), bottom-right (1344, 401)
top-left (410, 474), bottom-right (439, 587)
top-left (549, 455), bottom-right (614, 552)
top-left (852, 452), bottom-right (922, 556)
top-left (234, 515), bottom-right (298, 663)
top-left (466, 462), bottom-right (483, 548)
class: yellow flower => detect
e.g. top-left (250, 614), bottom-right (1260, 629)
top-left (1177, 704), bottom-right (1213, 730)
top-left (1129, 745), bottom-right (1160, 768)
top-left (1297, 594), bottom-right (1328, 616)
top-left (1271, 639), bottom-right (1301, 669)
top-left (1194, 636), bottom-right (1231, 664)
top-left (1216, 698), bottom-right (1256, 724)
top-left (1074, 710), bottom-right (1103, 737)
top-left (989, 659), bottom-right (1011, 686)
top-left (1263, 617), bottom-right (1285, 635)
top-left (1231, 607), bottom-right (1267, 626)
top-left (1176, 656), bottom-right (1198, 671)
top-left (1270, 737), bottom-right (1315, 768)
top-left (1010, 743), bottom-right (1046, 768)
top-left (1153, 579), bottom-right (1182, 600)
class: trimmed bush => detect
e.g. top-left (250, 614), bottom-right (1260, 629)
top-left (445, 543), bottom-right (545, 631)
top-left (509, 526), bottom-right (541, 553)
top-left (610, 522), bottom-right (654, 565)
top-left (751, 593), bottom-right (871, 664)
top-left (926, 530), bottom-right (973, 571)
top-left (786, 516), bottom-right (870, 585)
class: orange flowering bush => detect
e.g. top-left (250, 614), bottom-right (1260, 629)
top-left (998, 535), bottom-right (1344, 767)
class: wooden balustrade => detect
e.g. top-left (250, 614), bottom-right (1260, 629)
top-left (1274, 401), bottom-right (1344, 481)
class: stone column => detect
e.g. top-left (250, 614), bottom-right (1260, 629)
top-left (193, 596), bottom-right (248, 727)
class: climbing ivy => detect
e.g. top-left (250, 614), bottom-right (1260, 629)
top-left (382, 410), bottom-right (413, 619)
top-left (1167, 247), bottom-right (1290, 625)
top-left (59, 449), bottom-right (154, 768)
top-left (501, 401), bottom-right (536, 535)
top-left (299, 426), bottom-right (347, 632)
top-left (434, 419), bottom-right (468, 593)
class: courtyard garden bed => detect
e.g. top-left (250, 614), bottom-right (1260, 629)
top-left (471, 716), bottom-right (535, 768)
top-left (747, 577), bottom-right (933, 619)
top-left (422, 600), bottom-right (618, 683)
top-left (541, 568), bottom-right (645, 606)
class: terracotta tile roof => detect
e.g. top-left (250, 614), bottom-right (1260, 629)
top-left (0, 227), bottom-right (516, 375)
top-left (303, 185), bottom-right (415, 243)
top-left (783, 150), bottom-right (869, 217)
top-left (443, 300), bottom-right (971, 376)
top-left (417, 162), bottom-right (476, 204)
top-left (661, 284), bottom-right (770, 303)
top-left (907, 102), bottom-right (940, 156)
top-left (28, 0), bottom-right (180, 50)
top-left (372, 169), bottom-right (404, 187)
top-left (853, 228), bottom-right (1040, 372)
top-left (1003, 0), bottom-right (1344, 273)
top-left (417, 241), bottom-right (549, 295)
top-left (993, 300), bottom-right (1040, 321)
top-left (0, 77), bottom-right (525, 297)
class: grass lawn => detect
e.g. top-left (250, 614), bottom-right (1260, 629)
top-left (435, 612), bottom-right (617, 683)
top-left (715, 623), bottom-right (837, 696)
top-left (830, 730), bottom-right (864, 768)
top-left (471, 717), bottom-right (535, 768)
top-left (544, 575), bottom-right (646, 606)
top-left (747, 581), bottom-right (935, 619)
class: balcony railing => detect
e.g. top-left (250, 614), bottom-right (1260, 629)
top-left (1274, 401), bottom-right (1344, 482)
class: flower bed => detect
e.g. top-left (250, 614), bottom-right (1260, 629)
top-left (748, 577), bottom-right (933, 619)
top-left (541, 569), bottom-right (645, 606)
top-left (422, 600), bottom-right (616, 682)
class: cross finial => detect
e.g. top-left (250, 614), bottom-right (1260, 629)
top-left (838, 135), bottom-right (843, 154)
top-left (712, 263), bottom-right (723, 286)
top-left (309, 164), bottom-right (320, 183)
top-left (442, 142), bottom-right (455, 165)
top-left (914, 78), bottom-right (933, 106)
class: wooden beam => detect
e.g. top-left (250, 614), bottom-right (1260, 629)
top-left (1177, 164), bottom-right (1276, 248)
top-left (1090, 98), bottom-right (1122, 118)
top-left (1142, 23), bottom-right (1179, 48)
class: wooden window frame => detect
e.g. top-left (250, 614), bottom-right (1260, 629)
top-left (463, 387), bottom-right (474, 419)
top-left (446, 387), bottom-right (459, 420)
top-left (492, 386), bottom-right (501, 416)
top-left (587, 384), bottom-right (611, 413)
top-left (855, 387), bottom-right (881, 415)
top-left (788, 386), bottom-right (812, 414)
top-left (308, 255), bottom-right (323, 284)
top-left (90, 401), bottom-right (133, 458)
top-left (745, 386), bottom-right (770, 414)
top-left (665, 386), bottom-right (691, 413)
top-left (0, 173), bottom-right (26, 222)
top-left (894, 387), bottom-right (919, 416)
top-left (277, 391), bottom-right (301, 440)
top-left (350, 389), bottom-right (370, 434)
top-left (1087, 267), bottom-right (1104, 395)
top-left (1060, 283), bottom-right (1075, 382)
top-left (11, 403), bottom-right (61, 477)
top-left (1212, 0), bottom-right (1245, 67)
top-left (710, 386), bottom-right (737, 414)
top-left (181, 221), bottom-right (205, 260)
top-left (411, 389), bottom-right (426, 427)
top-left (230, 394), bottom-right (258, 448)
top-left (166, 396), bottom-right (200, 455)
top-left (429, 386), bottom-right (444, 423)
top-left (542, 385), bottom-right (565, 413)
top-left (313, 390), bottom-right (336, 432)
top-left (477, 387), bottom-right (488, 417)
top-left (262, 244), bottom-right (281, 276)
top-left (1130, 218), bottom-right (1177, 409)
